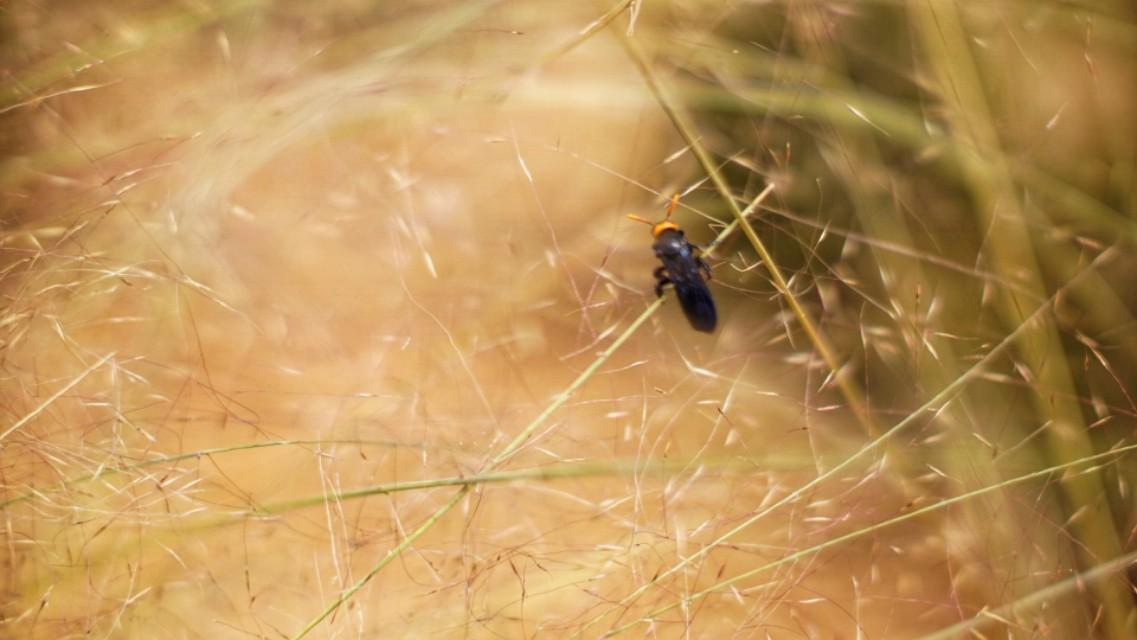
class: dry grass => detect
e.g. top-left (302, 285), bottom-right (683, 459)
top-left (2, 1), bottom-right (1136, 638)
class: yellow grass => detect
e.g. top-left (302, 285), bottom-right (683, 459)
top-left (3, 1), bottom-right (1136, 638)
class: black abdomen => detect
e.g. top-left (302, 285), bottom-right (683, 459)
top-left (675, 282), bottom-right (716, 332)
top-left (653, 229), bottom-right (717, 333)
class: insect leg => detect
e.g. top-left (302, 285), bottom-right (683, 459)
top-left (696, 256), bottom-right (713, 281)
top-left (654, 276), bottom-right (672, 298)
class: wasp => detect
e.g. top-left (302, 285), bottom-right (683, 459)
top-left (627, 194), bottom-right (717, 333)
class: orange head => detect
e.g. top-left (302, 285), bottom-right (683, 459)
top-left (626, 193), bottom-right (682, 237)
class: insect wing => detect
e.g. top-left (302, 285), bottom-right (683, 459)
top-left (674, 280), bottom-right (717, 332)
top-left (647, 227), bottom-right (717, 333)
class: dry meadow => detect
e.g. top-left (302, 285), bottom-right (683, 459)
top-left (3, 1), bottom-right (1137, 638)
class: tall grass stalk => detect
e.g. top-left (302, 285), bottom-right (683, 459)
top-left (910, 3), bottom-right (1136, 637)
top-left (290, 183), bottom-right (774, 638)
top-left (607, 439), bottom-right (1137, 637)
top-left (4, 2), bottom-right (1134, 637)
top-left (574, 239), bottom-right (1121, 635)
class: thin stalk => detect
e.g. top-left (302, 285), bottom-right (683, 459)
top-left (289, 487), bottom-right (469, 640)
top-left (489, 297), bottom-right (663, 467)
top-left (918, 549), bottom-right (1137, 640)
top-left (291, 299), bottom-right (662, 639)
top-left (910, 3), bottom-right (1137, 637)
top-left (573, 245), bottom-right (1120, 636)
top-left (0, 438), bottom-right (453, 510)
top-left (0, 352), bottom-right (115, 443)
top-left (244, 455), bottom-right (792, 517)
top-left (604, 441), bottom-right (1137, 637)
top-left (618, 33), bottom-right (880, 442)
top-left (290, 186), bottom-right (774, 638)
top-left (531, 0), bottom-right (636, 70)
top-left (702, 184), bottom-right (774, 258)
top-left (784, 4), bottom-right (1033, 625)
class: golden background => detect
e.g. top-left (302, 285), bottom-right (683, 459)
top-left (2, 2), bottom-right (1136, 638)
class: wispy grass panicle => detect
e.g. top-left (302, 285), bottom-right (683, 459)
top-left (3, 1), bottom-right (1135, 638)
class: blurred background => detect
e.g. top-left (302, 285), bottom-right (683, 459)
top-left (2, 1), bottom-right (1136, 637)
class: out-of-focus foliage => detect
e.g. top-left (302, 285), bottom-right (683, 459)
top-left (2, 1), bottom-right (1135, 638)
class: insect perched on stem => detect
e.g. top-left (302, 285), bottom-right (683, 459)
top-left (627, 194), bottom-right (717, 333)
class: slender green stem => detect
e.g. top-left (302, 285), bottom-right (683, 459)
top-left (910, 2), bottom-right (1136, 637)
top-left (289, 171), bottom-right (777, 639)
top-left (702, 183), bottom-right (775, 258)
top-left (243, 454), bottom-right (794, 517)
top-left (618, 34), bottom-right (878, 441)
top-left (290, 298), bottom-right (660, 639)
top-left (0, 438), bottom-right (447, 510)
top-left (532, 0), bottom-right (636, 70)
top-left (918, 548), bottom-right (1137, 640)
top-left (290, 487), bottom-right (469, 640)
top-left (604, 441), bottom-right (1137, 637)
top-left (0, 352), bottom-right (115, 443)
top-left (490, 297), bottom-right (663, 466)
top-left (573, 245), bottom-right (1119, 636)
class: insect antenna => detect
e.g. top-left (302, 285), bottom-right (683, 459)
top-left (664, 192), bottom-right (680, 220)
top-left (626, 193), bottom-right (682, 226)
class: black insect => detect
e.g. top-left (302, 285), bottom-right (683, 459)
top-left (628, 194), bottom-right (717, 333)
